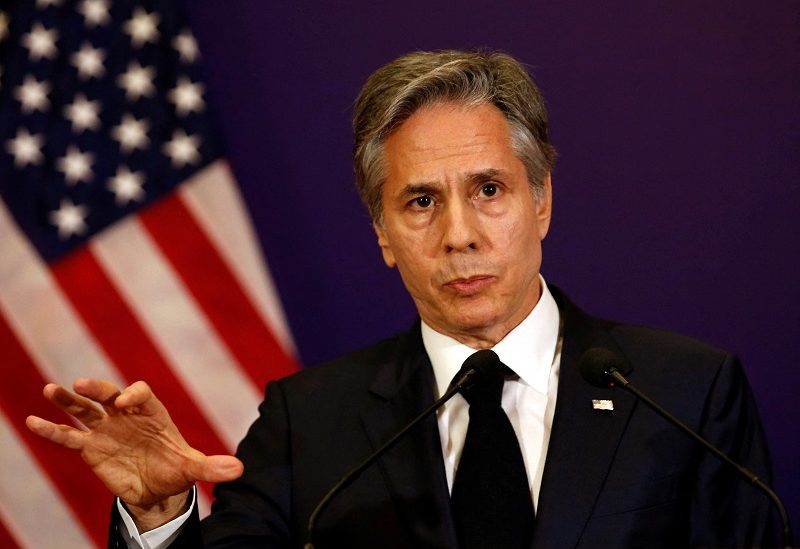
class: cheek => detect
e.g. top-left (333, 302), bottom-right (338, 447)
top-left (392, 228), bottom-right (437, 263)
top-left (496, 215), bottom-right (544, 270)
top-left (390, 243), bottom-right (442, 301)
top-left (508, 203), bottom-right (545, 244)
top-left (395, 252), bottom-right (432, 289)
top-left (496, 216), bottom-right (537, 249)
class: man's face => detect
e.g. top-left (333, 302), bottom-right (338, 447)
top-left (374, 101), bottom-right (552, 348)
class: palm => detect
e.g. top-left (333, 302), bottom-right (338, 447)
top-left (79, 397), bottom-right (197, 505)
top-left (27, 379), bottom-right (242, 509)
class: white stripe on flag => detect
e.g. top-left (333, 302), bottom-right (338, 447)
top-left (0, 201), bottom-right (125, 387)
top-left (91, 216), bottom-right (263, 450)
top-left (0, 410), bottom-right (94, 549)
top-left (179, 160), bottom-right (297, 357)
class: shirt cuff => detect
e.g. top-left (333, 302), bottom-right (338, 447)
top-left (116, 487), bottom-right (196, 549)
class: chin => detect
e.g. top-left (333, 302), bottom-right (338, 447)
top-left (448, 309), bottom-right (505, 334)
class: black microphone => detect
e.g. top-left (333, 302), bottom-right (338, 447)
top-left (578, 347), bottom-right (794, 549)
top-left (304, 349), bottom-right (506, 549)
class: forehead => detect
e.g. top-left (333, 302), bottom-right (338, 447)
top-left (383, 101), bottom-right (521, 186)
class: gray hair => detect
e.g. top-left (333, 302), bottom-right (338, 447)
top-left (353, 49), bottom-right (557, 223)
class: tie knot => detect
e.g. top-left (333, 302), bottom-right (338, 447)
top-left (460, 366), bottom-right (506, 407)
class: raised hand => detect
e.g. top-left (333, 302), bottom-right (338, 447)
top-left (26, 379), bottom-right (243, 530)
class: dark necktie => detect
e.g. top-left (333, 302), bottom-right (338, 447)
top-left (450, 360), bottom-right (535, 548)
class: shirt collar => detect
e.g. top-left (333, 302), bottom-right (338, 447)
top-left (422, 276), bottom-right (560, 399)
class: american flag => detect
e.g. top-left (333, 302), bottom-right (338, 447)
top-left (0, 1), bottom-right (298, 547)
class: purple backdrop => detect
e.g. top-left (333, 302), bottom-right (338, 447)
top-left (185, 1), bottom-right (799, 531)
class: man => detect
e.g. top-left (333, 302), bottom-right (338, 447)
top-left (27, 50), bottom-right (774, 548)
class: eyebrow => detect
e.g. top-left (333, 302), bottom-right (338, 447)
top-left (399, 182), bottom-right (440, 198)
top-left (398, 169), bottom-right (506, 198)
top-left (465, 168), bottom-right (502, 186)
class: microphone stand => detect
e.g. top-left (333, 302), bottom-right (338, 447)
top-left (303, 377), bottom-right (472, 549)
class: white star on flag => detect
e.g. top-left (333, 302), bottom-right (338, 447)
top-left (21, 22), bottom-right (59, 61)
top-left (6, 128), bottom-right (45, 167)
top-left (77, 0), bottom-right (111, 27)
top-left (124, 8), bottom-right (160, 48)
top-left (107, 165), bottom-right (146, 205)
top-left (173, 30), bottom-right (200, 63)
top-left (64, 94), bottom-right (102, 133)
top-left (71, 42), bottom-right (106, 80)
top-left (168, 77), bottom-right (205, 116)
top-left (117, 62), bottom-right (156, 101)
top-left (57, 145), bottom-right (95, 185)
top-left (14, 75), bottom-right (50, 113)
top-left (111, 114), bottom-right (150, 154)
top-left (49, 198), bottom-right (88, 239)
top-left (163, 129), bottom-right (201, 167)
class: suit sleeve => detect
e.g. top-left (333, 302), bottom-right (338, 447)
top-left (689, 354), bottom-right (777, 548)
top-left (200, 380), bottom-right (295, 547)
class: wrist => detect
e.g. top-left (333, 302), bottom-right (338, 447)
top-left (125, 490), bottom-right (192, 532)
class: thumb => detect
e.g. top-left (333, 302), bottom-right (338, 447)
top-left (193, 455), bottom-right (244, 484)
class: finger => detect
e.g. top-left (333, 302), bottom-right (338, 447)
top-left (43, 383), bottom-right (106, 428)
top-left (114, 381), bottom-right (162, 415)
top-left (26, 415), bottom-right (86, 451)
top-left (73, 378), bottom-right (122, 414)
top-left (190, 455), bottom-right (244, 484)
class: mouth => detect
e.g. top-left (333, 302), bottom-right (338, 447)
top-left (443, 275), bottom-right (495, 295)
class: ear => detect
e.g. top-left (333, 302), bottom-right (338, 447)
top-left (373, 222), bottom-right (397, 268)
top-left (535, 172), bottom-right (553, 239)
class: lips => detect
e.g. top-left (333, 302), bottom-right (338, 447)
top-left (443, 275), bottom-right (495, 295)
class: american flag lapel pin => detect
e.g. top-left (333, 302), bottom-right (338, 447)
top-left (592, 399), bottom-right (614, 411)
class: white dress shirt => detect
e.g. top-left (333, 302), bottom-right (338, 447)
top-left (117, 489), bottom-right (195, 549)
top-left (422, 277), bottom-right (562, 511)
top-left (121, 278), bottom-right (561, 545)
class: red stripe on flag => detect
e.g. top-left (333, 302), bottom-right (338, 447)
top-left (51, 247), bottom-right (232, 454)
top-left (51, 247), bottom-right (235, 500)
top-left (0, 314), bottom-right (110, 548)
top-left (139, 194), bottom-right (298, 388)
top-left (0, 516), bottom-right (21, 549)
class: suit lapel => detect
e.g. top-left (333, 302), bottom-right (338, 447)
top-left (533, 289), bottom-right (638, 549)
top-left (360, 325), bottom-right (458, 549)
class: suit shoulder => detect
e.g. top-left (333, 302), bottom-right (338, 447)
top-left (606, 321), bottom-right (742, 396)
top-left (610, 322), bottom-right (728, 362)
top-left (554, 285), bottom-right (737, 392)
top-left (553, 284), bottom-right (733, 377)
top-left (273, 327), bottom-right (416, 395)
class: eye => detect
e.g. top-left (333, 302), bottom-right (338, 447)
top-left (411, 195), bottom-right (433, 208)
top-left (479, 183), bottom-right (499, 197)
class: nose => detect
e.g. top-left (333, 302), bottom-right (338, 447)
top-left (441, 199), bottom-right (479, 253)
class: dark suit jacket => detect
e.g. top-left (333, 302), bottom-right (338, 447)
top-left (110, 287), bottom-right (774, 548)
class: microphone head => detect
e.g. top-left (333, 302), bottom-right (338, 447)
top-left (578, 347), bottom-right (632, 388)
top-left (450, 349), bottom-right (506, 393)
